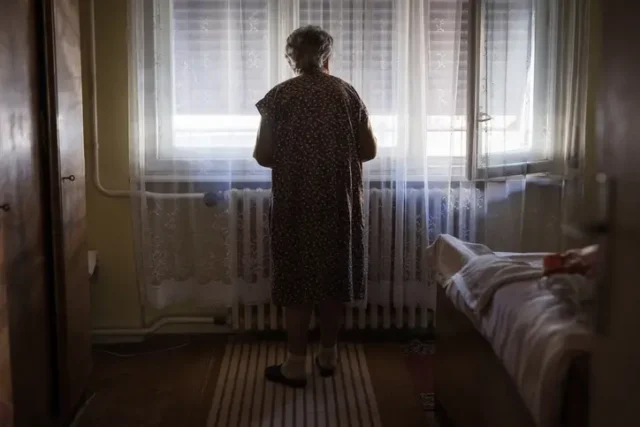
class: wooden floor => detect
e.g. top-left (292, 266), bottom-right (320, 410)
top-left (73, 335), bottom-right (435, 427)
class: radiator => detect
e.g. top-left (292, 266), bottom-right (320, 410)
top-left (226, 186), bottom-right (479, 331)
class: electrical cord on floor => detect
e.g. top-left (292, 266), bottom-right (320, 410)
top-left (94, 338), bottom-right (191, 358)
top-left (68, 391), bottom-right (97, 427)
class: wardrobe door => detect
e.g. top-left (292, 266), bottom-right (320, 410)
top-left (589, 1), bottom-right (640, 426)
top-left (42, 0), bottom-right (91, 416)
top-left (0, 0), bottom-right (57, 426)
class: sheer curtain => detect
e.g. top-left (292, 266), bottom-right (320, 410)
top-left (128, 0), bottom-right (590, 311)
top-left (476, 0), bottom-right (591, 252)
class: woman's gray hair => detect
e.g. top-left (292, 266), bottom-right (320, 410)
top-left (285, 26), bottom-right (334, 74)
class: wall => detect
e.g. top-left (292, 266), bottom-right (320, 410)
top-left (80, 0), bottom-right (139, 329)
top-left (80, 0), bottom-right (216, 330)
top-left (80, 0), bottom-right (602, 331)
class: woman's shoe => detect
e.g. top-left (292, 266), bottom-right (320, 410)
top-left (315, 356), bottom-right (337, 377)
top-left (265, 364), bottom-right (307, 388)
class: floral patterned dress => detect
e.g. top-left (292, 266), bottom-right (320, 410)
top-left (256, 71), bottom-right (368, 307)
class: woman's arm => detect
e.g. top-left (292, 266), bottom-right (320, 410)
top-left (253, 117), bottom-right (275, 168)
top-left (358, 118), bottom-right (377, 162)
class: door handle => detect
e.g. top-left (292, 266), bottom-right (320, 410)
top-left (61, 175), bottom-right (76, 182)
top-left (0, 203), bottom-right (9, 212)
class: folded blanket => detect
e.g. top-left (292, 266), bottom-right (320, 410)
top-left (426, 234), bottom-right (495, 284)
top-left (449, 254), bottom-right (543, 314)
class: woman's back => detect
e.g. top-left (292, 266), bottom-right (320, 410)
top-left (258, 72), bottom-right (364, 196)
top-left (256, 71), bottom-right (368, 304)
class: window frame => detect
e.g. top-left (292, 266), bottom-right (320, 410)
top-left (137, 0), bottom-right (557, 182)
top-left (467, 0), bottom-right (555, 180)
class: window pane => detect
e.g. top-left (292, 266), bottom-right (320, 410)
top-left (478, 0), bottom-right (535, 162)
top-left (421, 0), bottom-right (470, 169)
top-left (299, 0), bottom-right (396, 115)
top-left (172, 0), bottom-right (270, 115)
top-left (428, 0), bottom-right (470, 117)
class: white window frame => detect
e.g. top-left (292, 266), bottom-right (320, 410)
top-left (468, 0), bottom-right (555, 180)
top-left (137, 0), bottom-right (558, 181)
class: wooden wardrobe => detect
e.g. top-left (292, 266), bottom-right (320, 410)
top-left (0, 0), bottom-right (91, 426)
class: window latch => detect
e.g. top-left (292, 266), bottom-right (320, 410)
top-left (478, 112), bottom-right (493, 123)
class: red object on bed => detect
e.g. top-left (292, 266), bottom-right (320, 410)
top-left (543, 245), bottom-right (598, 277)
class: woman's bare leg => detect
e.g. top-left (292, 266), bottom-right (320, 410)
top-left (316, 300), bottom-right (343, 371)
top-left (285, 303), bottom-right (314, 356)
top-left (265, 303), bottom-right (313, 386)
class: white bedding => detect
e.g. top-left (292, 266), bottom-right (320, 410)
top-left (427, 235), bottom-right (594, 427)
top-left (450, 254), bottom-right (543, 314)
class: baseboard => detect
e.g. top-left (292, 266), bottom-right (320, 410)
top-left (91, 322), bottom-right (435, 345)
top-left (92, 335), bottom-right (146, 344)
top-left (92, 322), bottom-right (232, 344)
top-left (244, 327), bottom-right (434, 343)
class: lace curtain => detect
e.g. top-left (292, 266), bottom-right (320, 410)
top-left (127, 0), bottom-right (591, 310)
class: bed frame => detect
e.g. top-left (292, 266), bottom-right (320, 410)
top-left (434, 284), bottom-right (590, 427)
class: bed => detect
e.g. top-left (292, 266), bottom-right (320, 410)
top-left (430, 235), bottom-right (592, 427)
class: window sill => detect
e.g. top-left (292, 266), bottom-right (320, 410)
top-left (141, 154), bottom-right (564, 184)
top-left (475, 159), bottom-right (553, 180)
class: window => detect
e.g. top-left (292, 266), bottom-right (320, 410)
top-left (133, 0), bottom-right (558, 180)
top-left (475, 0), bottom-right (551, 178)
top-left (151, 0), bottom-right (272, 165)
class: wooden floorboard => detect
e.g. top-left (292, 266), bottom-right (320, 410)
top-left (75, 335), bottom-right (436, 427)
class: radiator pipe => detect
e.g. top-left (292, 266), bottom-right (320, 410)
top-left (87, 0), bottom-right (205, 200)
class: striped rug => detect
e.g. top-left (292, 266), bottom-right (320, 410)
top-left (207, 341), bottom-right (382, 427)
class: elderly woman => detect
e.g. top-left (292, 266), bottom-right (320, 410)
top-left (253, 26), bottom-right (377, 388)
